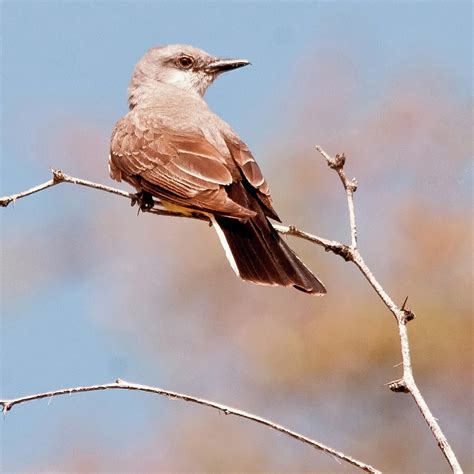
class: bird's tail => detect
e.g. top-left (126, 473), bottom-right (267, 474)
top-left (211, 206), bottom-right (326, 296)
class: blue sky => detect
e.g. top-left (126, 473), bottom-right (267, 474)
top-left (1, 1), bottom-right (472, 472)
top-left (2, 2), bottom-right (471, 153)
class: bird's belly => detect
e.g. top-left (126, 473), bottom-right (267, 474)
top-left (161, 200), bottom-right (198, 216)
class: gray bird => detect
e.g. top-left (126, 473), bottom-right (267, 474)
top-left (109, 44), bottom-right (326, 295)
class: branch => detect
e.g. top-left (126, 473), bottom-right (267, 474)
top-left (315, 146), bottom-right (358, 248)
top-left (309, 146), bottom-right (462, 473)
top-left (1, 155), bottom-right (463, 472)
top-left (1, 169), bottom-right (130, 206)
top-left (0, 169), bottom-right (208, 221)
top-left (0, 170), bottom-right (346, 254)
top-left (0, 379), bottom-right (380, 474)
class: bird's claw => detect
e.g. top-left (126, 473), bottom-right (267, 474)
top-left (131, 191), bottom-right (155, 213)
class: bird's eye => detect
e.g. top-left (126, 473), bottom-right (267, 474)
top-left (177, 56), bottom-right (194, 69)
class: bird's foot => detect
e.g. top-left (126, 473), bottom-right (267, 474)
top-left (131, 191), bottom-right (155, 213)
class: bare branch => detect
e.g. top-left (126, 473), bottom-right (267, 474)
top-left (0, 169), bottom-right (209, 222)
top-left (0, 178), bottom-right (57, 206)
top-left (273, 224), bottom-right (354, 261)
top-left (1, 156), bottom-right (463, 472)
top-left (0, 379), bottom-right (380, 474)
top-left (309, 146), bottom-right (462, 473)
top-left (316, 146), bottom-right (358, 249)
top-left (0, 169), bottom-right (130, 207)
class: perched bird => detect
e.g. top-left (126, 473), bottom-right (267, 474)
top-left (109, 44), bottom-right (326, 295)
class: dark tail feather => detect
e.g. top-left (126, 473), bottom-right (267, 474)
top-left (212, 208), bottom-right (326, 296)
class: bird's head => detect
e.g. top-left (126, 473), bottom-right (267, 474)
top-left (128, 44), bottom-right (250, 108)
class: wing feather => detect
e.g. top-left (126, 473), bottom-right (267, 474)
top-left (109, 111), bottom-right (253, 219)
top-left (224, 135), bottom-right (280, 221)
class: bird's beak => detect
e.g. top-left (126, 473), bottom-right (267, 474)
top-left (205, 58), bottom-right (250, 74)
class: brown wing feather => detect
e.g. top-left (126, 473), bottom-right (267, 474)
top-left (109, 112), bottom-right (254, 219)
top-left (224, 136), bottom-right (280, 221)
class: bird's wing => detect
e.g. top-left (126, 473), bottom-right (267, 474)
top-left (224, 135), bottom-right (280, 221)
top-left (109, 112), bottom-right (255, 219)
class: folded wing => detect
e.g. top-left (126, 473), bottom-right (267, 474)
top-left (109, 112), bottom-right (255, 219)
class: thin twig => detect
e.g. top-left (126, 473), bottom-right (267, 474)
top-left (315, 146), bottom-right (358, 249)
top-left (0, 169), bottom-right (208, 221)
top-left (0, 169), bottom-right (130, 206)
top-left (273, 224), bottom-right (354, 261)
top-left (0, 178), bottom-right (57, 206)
top-left (0, 379), bottom-right (380, 474)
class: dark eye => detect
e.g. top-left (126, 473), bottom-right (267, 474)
top-left (177, 55), bottom-right (194, 69)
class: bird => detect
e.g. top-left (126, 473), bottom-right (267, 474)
top-left (109, 44), bottom-right (326, 295)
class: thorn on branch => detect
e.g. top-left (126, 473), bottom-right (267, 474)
top-left (400, 297), bottom-right (416, 323)
top-left (401, 296), bottom-right (408, 311)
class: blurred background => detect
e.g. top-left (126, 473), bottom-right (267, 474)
top-left (1, 1), bottom-right (472, 472)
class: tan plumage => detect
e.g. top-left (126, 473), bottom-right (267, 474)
top-left (110, 110), bottom-right (264, 219)
top-left (109, 44), bottom-right (326, 295)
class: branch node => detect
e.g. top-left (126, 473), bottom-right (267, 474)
top-left (329, 152), bottom-right (346, 170)
top-left (399, 296), bottom-right (416, 323)
top-left (402, 310), bottom-right (416, 323)
top-left (326, 244), bottom-right (353, 262)
top-left (387, 378), bottom-right (410, 393)
top-left (348, 178), bottom-right (358, 193)
top-left (52, 169), bottom-right (65, 184)
top-left (1, 402), bottom-right (12, 414)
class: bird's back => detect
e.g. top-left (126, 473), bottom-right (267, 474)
top-left (128, 82), bottom-right (237, 158)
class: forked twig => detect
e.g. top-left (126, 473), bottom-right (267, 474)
top-left (311, 145), bottom-right (462, 473)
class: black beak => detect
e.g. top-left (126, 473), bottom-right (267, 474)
top-left (205, 58), bottom-right (250, 74)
